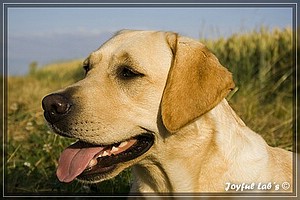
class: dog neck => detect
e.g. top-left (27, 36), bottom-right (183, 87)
top-left (131, 99), bottom-right (269, 193)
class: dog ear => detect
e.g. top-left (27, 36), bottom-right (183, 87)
top-left (161, 33), bottom-right (235, 133)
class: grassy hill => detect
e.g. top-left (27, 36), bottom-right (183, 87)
top-left (5, 27), bottom-right (295, 194)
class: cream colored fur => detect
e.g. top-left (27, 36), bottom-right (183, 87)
top-left (49, 30), bottom-right (293, 194)
top-left (132, 99), bottom-right (292, 193)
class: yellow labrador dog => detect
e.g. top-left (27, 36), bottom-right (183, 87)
top-left (42, 30), bottom-right (293, 193)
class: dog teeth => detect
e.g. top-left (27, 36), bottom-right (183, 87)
top-left (102, 150), bottom-right (109, 157)
top-left (97, 150), bottom-right (108, 158)
top-left (95, 140), bottom-right (131, 159)
top-left (119, 141), bottom-right (128, 148)
top-left (111, 146), bottom-right (119, 154)
top-left (87, 158), bottom-right (97, 168)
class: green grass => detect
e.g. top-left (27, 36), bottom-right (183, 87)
top-left (5, 60), bottom-right (132, 195)
top-left (201, 27), bottom-right (294, 150)
top-left (203, 27), bottom-right (293, 95)
top-left (4, 27), bottom-right (295, 195)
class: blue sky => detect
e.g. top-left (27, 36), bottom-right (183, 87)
top-left (7, 6), bottom-right (293, 75)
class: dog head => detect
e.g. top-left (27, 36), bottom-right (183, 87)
top-left (42, 30), bottom-right (234, 183)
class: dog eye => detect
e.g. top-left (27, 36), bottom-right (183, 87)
top-left (119, 66), bottom-right (143, 80)
top-left (83, 65), bottom-right (89, 72)
top-left (83, 64), bottom-right (90, 75)
top-left (83, 58), bottom-right (91, 75)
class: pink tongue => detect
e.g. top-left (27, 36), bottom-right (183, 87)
top-left (56, 141), bottom-right (104, 183)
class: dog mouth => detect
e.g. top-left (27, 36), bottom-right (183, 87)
top-left (56, 134), bottom-right (154, 183)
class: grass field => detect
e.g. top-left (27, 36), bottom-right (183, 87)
top-left (4, 27), bottom-right (295, 195)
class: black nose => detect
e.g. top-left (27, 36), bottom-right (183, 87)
top-left (42, 93), bottom-right (72, 124)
